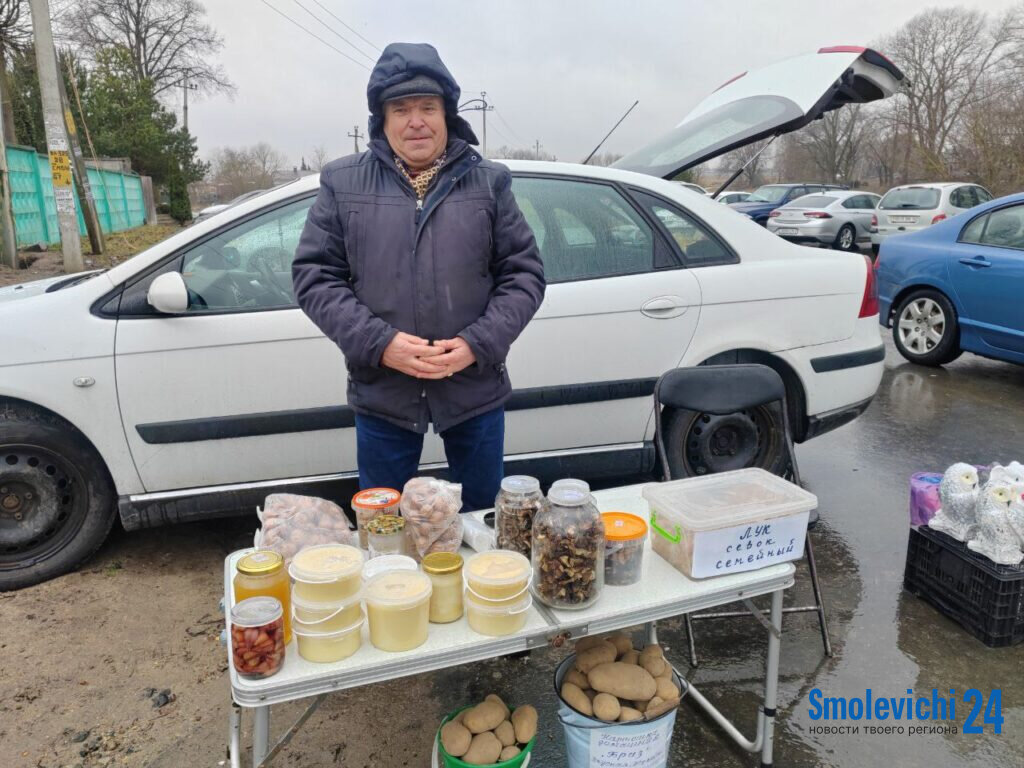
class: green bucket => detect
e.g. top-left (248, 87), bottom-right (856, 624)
top-left (438, 705), bottom-right (537, 768)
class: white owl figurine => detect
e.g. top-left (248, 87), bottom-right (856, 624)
top-left (989, 462), bottom-right (1024, 486)
top-left (1007, 483), bottom-right (1024, 551)
top-left (930, 463), bottom-right (979, 541)
top-left (967, 483), bottom-right (1024, 565)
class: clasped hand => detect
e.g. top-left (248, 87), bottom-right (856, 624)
top-left (381, 332), bottom-right (476, 379)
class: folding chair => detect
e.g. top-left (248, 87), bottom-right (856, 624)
top-left (652, 364), bottom-right (832, 667)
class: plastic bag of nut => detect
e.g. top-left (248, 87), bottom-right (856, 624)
top-left (254, 493), bottom-right (354, 566)
top-left (400, 477), bottom-right (464, 561)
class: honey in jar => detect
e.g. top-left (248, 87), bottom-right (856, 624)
top-left (234, 550), bottom-right (292, 644)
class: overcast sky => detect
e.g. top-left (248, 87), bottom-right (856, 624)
top-left (182, 0), bottom-right (1018, 169)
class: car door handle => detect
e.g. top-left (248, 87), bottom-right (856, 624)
top-left (641, 296), bottom-right (688, 319)
top-left (959, 256), bottom-right (992, 268)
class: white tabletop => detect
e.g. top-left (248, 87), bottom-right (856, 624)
top-left (227, 483), bottom-right (794, 707)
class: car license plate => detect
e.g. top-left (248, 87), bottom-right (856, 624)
top-left (890, 215), bottom-right (917, 224)
top-left (777, 228), bottom-right (799, 236)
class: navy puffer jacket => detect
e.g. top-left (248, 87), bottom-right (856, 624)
top-left (292, 44), bottom-right (545, 433)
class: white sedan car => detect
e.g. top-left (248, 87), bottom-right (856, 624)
top-left (0, 46), bottom-right (902, 588)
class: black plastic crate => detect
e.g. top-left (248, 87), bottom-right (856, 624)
top-left (904, 526), bottom-right (1024, 648)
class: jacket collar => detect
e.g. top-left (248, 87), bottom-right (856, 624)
top-left (369, 138), bottom-right (474, 177)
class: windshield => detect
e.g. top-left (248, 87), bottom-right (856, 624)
top-left (879, 188), bottom-right (941, 210)
top-left (747, 185), bottom-right (792, 204)
top-left (614, 95), bottom-right (802, 178)
top-left (787, 195), bottom-right (837, 208)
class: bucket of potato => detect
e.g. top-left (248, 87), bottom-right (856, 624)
top-left (438, 693), bottom-right (537, 767)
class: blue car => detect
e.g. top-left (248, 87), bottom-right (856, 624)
top-left (876, 192), bottom-right (1024, 366)
top-left (729, 183), bottom-right (847, 225)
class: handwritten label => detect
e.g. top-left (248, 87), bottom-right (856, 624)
top-left (589, 718), bottom-right (673, 767)
top-left (49, 151), bottom-right (73, 188)
top-left (690, 511), bottom-right (809, 578)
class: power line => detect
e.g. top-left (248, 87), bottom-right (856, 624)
top-left (493, 108), bottom-right (528, 146)
top-left (291, 0), bottom-right (377, 63)
top-left (310, 0), bottom-right (381, 54)
top-left (259, 0), bottom-right (370, 70)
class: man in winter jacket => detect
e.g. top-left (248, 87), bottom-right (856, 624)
top-left (293, 43), bottom-right (545, 511)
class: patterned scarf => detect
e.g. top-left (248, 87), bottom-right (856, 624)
top-left (394, 151), bottom-right (447, 201)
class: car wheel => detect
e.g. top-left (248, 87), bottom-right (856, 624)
top-left (0, 405), bottom-right (116, 590)
top-left (833, 224), bottom-right (857, 251)
top-left (662, 404), bottom-right (789, 479)
top-left (892, 290), bottom-right (963, 367)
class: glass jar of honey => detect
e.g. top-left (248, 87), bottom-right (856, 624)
top-left (234, 550), bottom-right (292, 645)
top-left (421, 551), bottom-right (464, 623)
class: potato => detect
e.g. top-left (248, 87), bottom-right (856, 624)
top-left (485, 693), bottom-right (511, 721)
top-left (644, 696), bottom-right (680, 719)
top-left (512, 705), bottom-right (538, 743)
top-left (584, 688), bottom-right (598, 702)
top-left (454, 709), bottom-right (467, 724)
top-left (561, 682), bottom-right (593, 716)
top-left (463, 700), bottom-right (506, 734)
top-left (632, 699), bottom-right (648, 713)
top-left (564, 667), bottom-right (591, 690)
top-left (638, 644), bottom-right (664, 661)
top-left (620, 650), bottom-right (640, 666)
top-left (575, 641), bottom-right (617, 674)
top-left (647, 696), bottom-right (665, 710)
top-left (587, 662), bottom-right (658, 701)
top-left (593, 692), bottom-right (621, 722)
top-left (618, 707), bottom-right (643, 722)
top-left (608, 634), bottom-right (633, 657)
top-left (640, 654), bottom-right (667, 678)
top-left (575, 635), bottom-right (608, 653)
top-left (494, 720), bottom-right (516, 747)
top-left (462, 732), bottom-right (502, 765)
top-left (440, 721), bottom-right (472, 757)
top-left (499, 746), bottom-right (521, 761)
top-left (656, 676), bottom-right (680, 701)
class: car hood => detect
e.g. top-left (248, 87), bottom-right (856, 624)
top-left (729, 201), bottom-right (776, 213)
top-left (614, 46), bottom-right (903, 179)
top-left (0, 271), bottom-right (103, 304)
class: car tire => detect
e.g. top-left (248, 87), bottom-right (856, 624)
top-left (892, 289), bottom-right (963, 367)
top-left (0, 404), bottom-right (117, 590)
top-left (662, 403), bottom-right (790, 480)
top-left (833, 224), bottom-right (857, 251)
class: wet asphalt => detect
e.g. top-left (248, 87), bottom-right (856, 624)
top-left (431, 335), bottom-right (1024, 767)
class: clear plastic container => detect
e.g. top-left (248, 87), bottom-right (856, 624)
top-left (289, 543), bottom-right (364, 603)
top-left (230, 596), bottom-right (286, 679)
top-left (366, 514), bottom-right (407, 558)
top-left (601, 512), bottom-right (647, 586)
top-left (351, 487), bottom-right (401, 548)
top-left (361, 554), bottom-right (418, 583)
top-left (464, 550), bottom-right (532, 601)
top-left (421, 552), bottom-right (464, 624)
top-left (532, 480), bottom-right (605, 609)
top-left (291, 593), bottom-right (362, 633)
top-left (642, 468), bottom-right (817, 579)
top-left (363, 570), bottom-right (433, 652)
top-left (294, 613), bottom-right (364, 663)
top-left (234, 550), bottom-right (292, 645)
top-left (465, 588), bottom-right (532, 636)
top-left (495, 475), bottom-right (546, 559)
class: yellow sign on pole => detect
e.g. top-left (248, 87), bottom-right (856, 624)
top-left (49, 149), bottom-right (73, 187)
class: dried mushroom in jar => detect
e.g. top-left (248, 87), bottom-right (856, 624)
top-left (495, 475), bottom-right (546, 559)
top-left (532, 480), bottom-right (605, 609)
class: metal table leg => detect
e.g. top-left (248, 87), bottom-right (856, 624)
top-left (252, 705), bottom-right (270, 767)
top-left (229, 704), bottom-right (242, 768)
top-left (760, 589), bottom-right (783, 768)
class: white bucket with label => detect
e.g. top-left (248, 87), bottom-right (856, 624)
top-left (554, 654), bottom-right (684, 768)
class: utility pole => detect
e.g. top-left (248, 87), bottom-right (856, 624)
top-left (458, 92), bottom-right (494, 157)
top-left (347, 125), bottom-right (364, 153)
top-left (0, 85), bottom-right (17, 269)
top-left (56, 50), bottom-right (103, 255)
top-left (29, 0), bottom-right (84, 272)
top-left (534, 139), bottom-right (542, 159)
top-left (182, 74), bottom-right (198, 132)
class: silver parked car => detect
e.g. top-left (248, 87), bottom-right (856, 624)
top-left (871, 182), bottom-right (992, 252)
top-left (717, 190), bottom-right (752, 204)
top-left (766, 190), bottom-right (880, 251)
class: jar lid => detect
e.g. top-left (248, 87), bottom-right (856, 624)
top-left (366, 514), bottom-right (405, 535)
top-left (422, 551), bottom-right (464, 575)
top-left (231, 596), bottom-right (282, 627)
top-left (237, 550), bottom-right (284, 576)
top-left (361, 554), bottom-right (418, 582)
top-left (363, 570), bottom-right (432, 606)
top-left (352, 488), bottom-right (401, 508)
top-left (548, 480), bottom-right (591, 507)
top-left (289, 543), bottom-right (364, 583)
top-left (602, 512), bottom-right (648, 541)
top-left (465, 550), bottom-right (531, 586)
top-left (552, 478), bottom-right (590, 493)
top-left (500, 475), bottom-right (541, 495)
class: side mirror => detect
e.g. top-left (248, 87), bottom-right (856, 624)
top-left (147, 272), bottom-right (189, 314)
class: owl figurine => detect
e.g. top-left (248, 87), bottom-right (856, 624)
top-left (967, 483), bottom-right (1024, 565)
top-left (1007, 483), bottom-right (1024, 551)
top-left (930, 463), bottom-right (979, 541)
top-left (990, 461), bottom-right (1024, 486)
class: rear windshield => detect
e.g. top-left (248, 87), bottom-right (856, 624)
top-left (788, 195), bottom-right (837, 208)
top-left (747, 185), bottom-right (792, 204)
top-left (879, 188), bottom-right (941, 210)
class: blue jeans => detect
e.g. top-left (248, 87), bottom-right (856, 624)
top-left (355, 408), bottom-right (505, 512)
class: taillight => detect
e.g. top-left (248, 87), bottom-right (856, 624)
top-left (931, 213), bottom-right (947, 224)
top-left (858, 255), bottom-right (878, 318)
top-left (768, 210), bottom-right (781, 218)
top-left (870, 213), bottom-right (878, 229)
top-left (804, 211), bottom-right (832, 219)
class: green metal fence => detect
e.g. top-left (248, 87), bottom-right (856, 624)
top-left (4, 144), bottom-right (147, 247)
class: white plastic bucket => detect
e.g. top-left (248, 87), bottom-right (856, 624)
top-left (554, 654), bottom-right (683, 768)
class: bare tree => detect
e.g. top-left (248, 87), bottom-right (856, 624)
top-left (309, 144), bottom-right (329, 171)
top-left (210, 142), bottom-right (285, 199)
top-left (791, 106), bottom-right (867, 184)
top-left (716, 139), bottom-right (774, 187)
top-left (65, 0), bottom-right (232, 97)
top-left (487, 144), bottom-right (557, 161)
top-left (250, 141), bottom-right (284, 186)
top-left (0, 0), bottom-right (31, 141)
